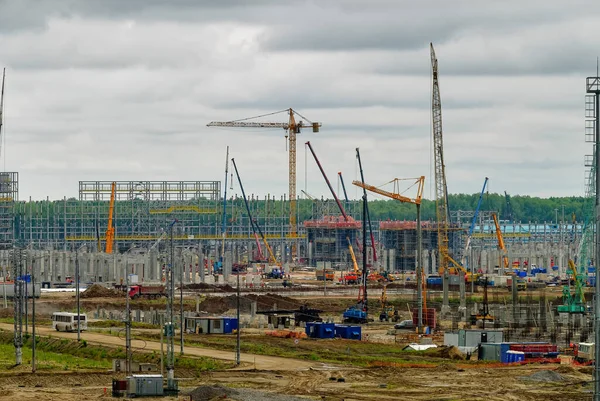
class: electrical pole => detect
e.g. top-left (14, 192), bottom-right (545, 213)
top-left (362, 194), bottom-right (368, 321)
top-left (31, 253), bottom-right (36, 373)
top-left (166, 220), bottom-right (177, 391)
top-left (236, 270), bottom-right (240, 365)
top-left (124, 244), bottom-right (134, 376)
top-left (180, 251), bottom-right (184, 355)
top-left (75, 244), bottom-right (86, 342)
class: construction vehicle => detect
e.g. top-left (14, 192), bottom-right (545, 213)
top-left (574, 342), bottom-right (595, 364)
top-left (340, 236), bottom-right (360, 284)
top-left (208, 109), bottom-right (321, 259)
top-left (557, 259), bottom-right (586, 313)
top-left (469, 277), bottom-right (495, 326)
top-left (105, 182), bottom-right (116, 253)
top-left (263, 268), bottom-right (285, 280)
top-left (231, 158), bottom-right (280, 269)
top-left (343, 157), bottom-right (377, 265)
top-left (378, 285), bottom-right (399, 322)
top-left (315, 268), bottom-right (334, 281)
top-left (491, 212), bottom-right (510, 271)
top-left (129, 285), bottom-right (166, 300)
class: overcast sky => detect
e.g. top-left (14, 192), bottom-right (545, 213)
top-left (0, 0), bottom-right (598, 201)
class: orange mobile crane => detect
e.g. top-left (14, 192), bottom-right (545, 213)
top-left (105, 182), bottom-right (116, 253)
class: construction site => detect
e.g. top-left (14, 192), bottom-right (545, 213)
top-left (0, 37), bottom-right (598, 400)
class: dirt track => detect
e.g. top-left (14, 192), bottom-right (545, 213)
top-left (0, 323), bottom-right (317, 371)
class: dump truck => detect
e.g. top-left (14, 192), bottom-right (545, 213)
top-left (316, 268), bottom-right (334, 281)
top-left (128, 285), bottom-right (166, 300)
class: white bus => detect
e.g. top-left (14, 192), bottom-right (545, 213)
top-left (52, 312), bottom-right (88, 332)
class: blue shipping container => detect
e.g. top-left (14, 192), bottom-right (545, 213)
top-left (334, 325), bottom-right (361, 340)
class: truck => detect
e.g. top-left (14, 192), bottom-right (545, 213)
top-left (128, 285), bottom-right (166, 300)
top-left (263, 268), bottom-right (284, 279)
top-left (316, 268), bottom-right (334, 281)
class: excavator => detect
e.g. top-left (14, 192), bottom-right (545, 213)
top-left (557, 259), bottom-right (586, 314)
top-left (378, 285), bottom-right (400, 322)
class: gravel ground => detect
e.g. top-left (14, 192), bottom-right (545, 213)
top-left (187, 385), bottom-right (312, 401)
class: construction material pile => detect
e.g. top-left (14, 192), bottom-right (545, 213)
top-left (80, 284), bottom-right (123, 299)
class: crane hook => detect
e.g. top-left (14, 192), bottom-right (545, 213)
top-left (285, 135), bottom-right (288, 151)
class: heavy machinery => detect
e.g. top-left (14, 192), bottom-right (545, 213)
top-left (430, 44), bottom-right (469, 276)
top-left (304, 142), bottom-right (368, 323)
top-left (352, 151), bottom-right (378, 264)
top-left (105, 182), bottom-right (116, 253)
top-left (263, 268), bottom-right (285, 280)
top-left (340, 236), bottom-right (360, 284)
top-left (378, 285), bottom-right (399, 322)
top-left (208, 109), bottom-right (321, 258)
top-left (352, 175), bottom-right (429, 328)
top-left (460, 177), bottom-right (488, 279)
top-left (128, 285), bottom-right (166, 300)
top-left (557, 259), bottom-right (586, 313)
top-left (231, 158), bottom-right (280, 269)
top-left (469, 277), bottom-right (495, 326)
top-left (491, 212), bottom-right (509, 271)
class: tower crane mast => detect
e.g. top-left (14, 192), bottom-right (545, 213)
top-left (208, 109), bottom-right (321, 259)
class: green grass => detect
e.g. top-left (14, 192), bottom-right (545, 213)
top-left (0, 330), bottom-right (232, 374)
top-left (88, 320), bottom-right (158, 329)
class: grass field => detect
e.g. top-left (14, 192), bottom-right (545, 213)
top-left (0, 330), bottom-right (231, 373)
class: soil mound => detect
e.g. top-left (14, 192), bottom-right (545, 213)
top-left (196, 293), bottom-right (301, 315)
top-left (521, 370), bottom-right (565, 382)
top-left (555, 366), bottom-right (575, 374)
top-left (183, 283), bottom-right (215, 290)
top-left (187, 385), bottom-right (239, 401)
top-left (437, 362), bottom-right (458, 371)
top-left (80, 284), bottom-right (122, 298)
top-left (426, 346), bottom-right (466, 361)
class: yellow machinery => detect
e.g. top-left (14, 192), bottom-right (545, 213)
top-left (491, 212), bottom-right (509, 270)
top-left (378, 285), bottom-right (399, 322)
top-left (105, 182), bottom-right (116, 253)
top-left (430, 43), bottom-right (474, 281)
top-left (208, 109), bottom-right (321, 258)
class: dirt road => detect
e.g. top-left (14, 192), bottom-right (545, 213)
top-left (0, 323), bottom-right (318, 371)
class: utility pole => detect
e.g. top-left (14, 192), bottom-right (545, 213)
top-left (586, 72), bottom-right (600, 401)
top-left (362, 194), bottom-right (368, 321)
top-left (165, 219), bottom-right (177, 391)
top-left (31, 252), bottom-right (36, 373)
top-left (124, 244), bottom-right (135, 376)
top-left (180, 251), bottom-right (184, 355)
top-left (236, 270), bottom-right (240, 365)
top-left (76, 243), bottom-right (86, 342)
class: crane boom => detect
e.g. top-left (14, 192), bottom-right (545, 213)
top-left (352, 178), bottom-right (425, 205)
top-left (305, 141), bottom-right (348, 221)
top-left (461, 177), bottom-right (489, 268)
top-left (231, 158), bottom-right (279, 267)
top-left (105, 182), bottom-right (116, 253)
top-left (431, 42), bottom-right (454, 274)
top-left (208, 109), bottom-right (321, 259)
top-left (491, 212), bottom-right (509, 269)
top-left (355, 148), bottom-right (378, 263)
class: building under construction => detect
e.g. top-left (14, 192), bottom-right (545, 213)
top-left (380, 220), bottom-right (461, 272)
